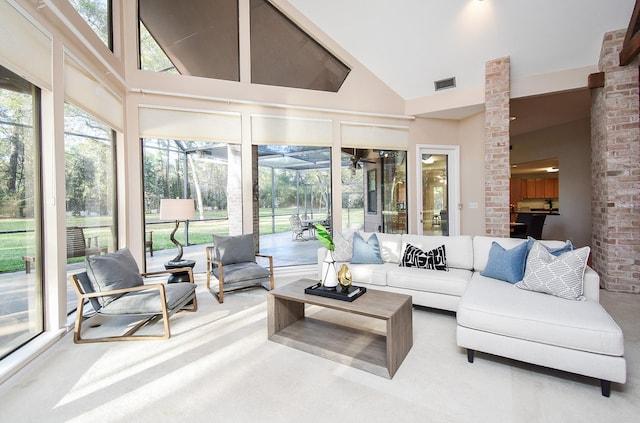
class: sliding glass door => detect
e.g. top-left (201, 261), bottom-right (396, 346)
top-left (418, 146), bottom-right (459, 236)
top-left (0, 65), bottom-right (43, 359)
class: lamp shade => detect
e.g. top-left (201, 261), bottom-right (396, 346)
top-left (159, 199), bottom-right (195, 220)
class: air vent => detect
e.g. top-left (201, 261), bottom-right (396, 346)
top-left (434, 77), bottom-right (456, 91)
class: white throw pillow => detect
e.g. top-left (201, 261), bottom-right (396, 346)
top-left (516, 241), bottom-right (590, 300)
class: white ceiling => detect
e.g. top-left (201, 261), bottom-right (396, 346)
top-left (288, 0), bottom-right (635, 100)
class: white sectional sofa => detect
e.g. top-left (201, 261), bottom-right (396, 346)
top-left (316, 232), bottom-right (626, 396)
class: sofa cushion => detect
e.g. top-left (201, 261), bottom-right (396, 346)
top-left (480, 241), bottom-right (528, 284)
top-left (359, 231), bottom-right (403, 263)
top-left (347, 262), bottom-right (397, 286)
top-left (457, 273), bottom-right (624, 356)
top-left (402, 235), bottom-right (473, 270)
top-left (516, 241), bottom-right (590, 300)
top-left (400, 243), bottom-right (448, 271)
top-left (213, 234), bottom-right (254, 265)
top-left (85, 248), bottom-right (144, 308)
top-left (213, 262), bottom-right (271, 285)
top-left (100, 282), bottom-right (195, 315)
top-left (387, 267), bottom-right (472, 296)
top-left (351, 232), bottom-right (383, 264)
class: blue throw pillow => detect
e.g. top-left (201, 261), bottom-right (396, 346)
top-left (480, 241), bottom-right (528, 284)
top-left (526, 236), bottom-right (573, 256)
top-left (351, 232), bottom-right (384, 264)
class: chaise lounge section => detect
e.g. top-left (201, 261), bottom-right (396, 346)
top-left (457, 236), bottom-right (626, 397)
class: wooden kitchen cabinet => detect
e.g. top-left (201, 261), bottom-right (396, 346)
top-left (512, 177), bottom-right (558, 199)
top-left (535, 179), bottom-right (546, 198)
top-left (526, 179), bottom-right (536, 198)
top-left (510, 178), bottom-right (522, 203)
top-left (545, 178), bottom-right (558, 198)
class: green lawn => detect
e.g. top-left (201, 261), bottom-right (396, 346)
top-left (0, 207), bottom-right (364, 273)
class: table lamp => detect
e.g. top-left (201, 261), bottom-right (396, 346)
top-left (160, 198), bottom-right (195, 264)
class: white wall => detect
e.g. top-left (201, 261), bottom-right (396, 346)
top-left (459, 112), bottom-right (487, 236)
top-left (510, 118), bottom-right (592, 247)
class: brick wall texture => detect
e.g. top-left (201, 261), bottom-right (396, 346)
top-left (485, 57), bottom-right (511, 237)
top-left (591, 29), bottom-right (640, 293)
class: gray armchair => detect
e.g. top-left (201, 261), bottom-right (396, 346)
top-left (70, 248), bottom-right (197, 343)
top-left (206, 234), bottom-right (274, 303)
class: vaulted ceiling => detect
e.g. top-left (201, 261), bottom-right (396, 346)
top-left (288, 0), bottom-right (635, 101)
top-left (288, 0), bottom-right (635, 137)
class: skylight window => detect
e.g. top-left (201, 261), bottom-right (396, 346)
top-left (68, 0), bottom-right (112, 49)
top-left (139, 0), bottom-right (240, 81)
top-left (250, 0), bottom-right (350, 92)
top-left (139, 22), bottom-right (178, 74)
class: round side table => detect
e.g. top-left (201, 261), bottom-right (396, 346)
top-left (164, 259), bottom-right (196, 283)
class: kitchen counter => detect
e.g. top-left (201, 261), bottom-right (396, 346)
top-left (516, 210), bottom-right (559, 215)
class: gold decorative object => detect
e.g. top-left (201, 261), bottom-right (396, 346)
top-left (338, 264), bottom-right (352, 292)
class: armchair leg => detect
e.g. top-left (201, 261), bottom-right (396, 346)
top-left (217, 277), bottom-right (224, 303)
top-left (73, 298), bottom-right (85, 344)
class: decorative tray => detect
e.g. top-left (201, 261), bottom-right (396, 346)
top-left (304, 282), bottom-right (366, 302)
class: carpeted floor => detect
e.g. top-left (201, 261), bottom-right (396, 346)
top-left (0, 272), bottom-right (638, 423)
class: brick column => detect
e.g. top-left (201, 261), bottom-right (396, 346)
top-left (485, 57), bottom-right (511, 236)
top-left (591, 29), bottom-right (640, 293)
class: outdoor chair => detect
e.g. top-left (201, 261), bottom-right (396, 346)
top-left (66, 226), bottom-right (108, 258)
top-left (145, 230), bottom-right (154, 256)
top-left (70, 248), bottom-right (197, 343)
top-left (289, 215), bottom-right (309, 241)
top-left (206, 234), bottom-right (274, 303)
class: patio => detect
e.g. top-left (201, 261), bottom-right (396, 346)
top-left (145, 230), bottom-right (322, 273)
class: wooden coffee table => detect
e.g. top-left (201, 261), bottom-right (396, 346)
top-left (267, 278), bottom-right (413, 378)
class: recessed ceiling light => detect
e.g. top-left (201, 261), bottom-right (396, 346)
top-left (509, 116), bottom-right (517, 121)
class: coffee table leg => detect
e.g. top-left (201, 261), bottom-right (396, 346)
top-left (267, 294), bottom-right (305, 338)
top-left (386, 298), bottom-right (413, 378)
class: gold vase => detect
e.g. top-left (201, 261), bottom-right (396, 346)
top-left (338, 264), bottom-right (352, 293)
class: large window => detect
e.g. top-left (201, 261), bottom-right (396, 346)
top-left (143, 139), bottom-right (241, 271)
top-left (139, 22), bottom-right (178, 74)
top-left (138, 0), bottom-right (239, 80)
top-left (64, 103), bottom-right (116, 314)
top-left (257, 145), bottom-right (331, 266)
top-left (250, 0), bottom-right (350, 91)
top-left (68, 0), bottom-right (112, 49)
top-left (0, 65), bottom-right (43, 359)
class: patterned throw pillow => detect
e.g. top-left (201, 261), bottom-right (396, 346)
top-left (400, 243), bottom-right (448, 271)
top-left (516, 241), bottom-right (590, 300)
top-left (332, 232), bottom-right (353, 262)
